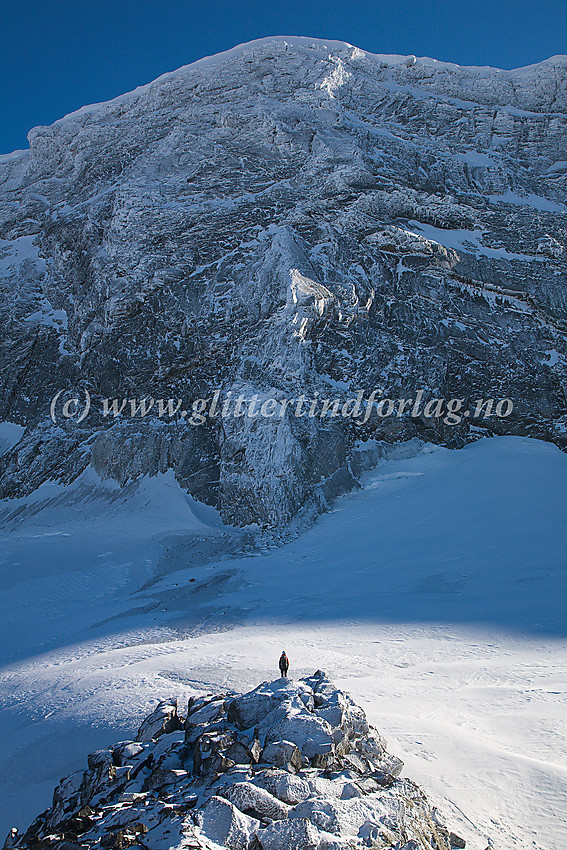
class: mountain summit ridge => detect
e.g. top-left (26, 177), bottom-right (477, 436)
top-left (5, 34), bottom-right (567, 153)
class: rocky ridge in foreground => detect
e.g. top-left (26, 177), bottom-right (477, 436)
top-left (10, 673), bottom-right (472, 850)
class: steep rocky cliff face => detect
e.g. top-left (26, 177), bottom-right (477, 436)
top-left (13, 673), bottom-right (471, 850)
top-left (0, 37), bottom-right (566, 526)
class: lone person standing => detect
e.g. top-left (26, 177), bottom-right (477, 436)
top-left (279, 651), bottom-right (289, 678)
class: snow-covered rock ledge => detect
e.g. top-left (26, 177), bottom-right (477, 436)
top-left (8, 673), bottom-right (473, 850)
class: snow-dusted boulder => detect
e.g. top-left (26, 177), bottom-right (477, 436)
top-left (263, 712), bottom-right (336, 762)
top-left (186, 693), bottom-right (228, 726)
top-left (356, 730), bottom-right (387, 758)
top-left (192, 732), bottom-right (235, 777)
top-left (290, 798), bottom-right (343, 835)
top-left (290, 794), bottom-right (407, 845)
top-left (195, 796), bottom-right (258, 849)
top-left (262, 740), bottom-right (302, 773)
top-left (227, 678), bottom-right (312, 730)
top-left (256, 816), bottom-right (320, 850)
top-left (379, 753), bottom-right (404, 779)
top-left (87, 748), bottom-right (114, 771)
top-left (47, 769), bottom-right (85, 826)
top-left (253, 768), bottom-right (313, 805)
top-left (142, 767), bottom-right (189, 791)
top-left (135, 698), bottom-right (181, 743)
top-left (111, 742), bottom-right (144, 767)
top-left (146, 729), bottom-right (185, 769)
top-left (219, 781), bottom-right (289, 821)
top-left (225, 739), bottom-right (262, 764)
top-left (227, 686), bottom-right (287, 730)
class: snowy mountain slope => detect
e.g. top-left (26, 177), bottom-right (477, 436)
top-left (186, 436), bottom-right (567, 634)
top-left (0, 37), bottom-right (566, 527)
top-left (0, 467), bottom-right (248, 666)
top-left (0, 436), bottom-right (566, 849)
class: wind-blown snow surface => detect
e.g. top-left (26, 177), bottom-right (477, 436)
top-left (0, 436), bottom-right (566, 849)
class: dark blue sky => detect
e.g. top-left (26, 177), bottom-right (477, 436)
top-left (1, 0), bottom-right (565, 154)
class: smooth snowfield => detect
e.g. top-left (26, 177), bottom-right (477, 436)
top-left (0, 437), bottom-right (566, 849)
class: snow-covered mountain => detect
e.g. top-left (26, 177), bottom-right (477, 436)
top-left (1, 36), bottom-right (566, 527)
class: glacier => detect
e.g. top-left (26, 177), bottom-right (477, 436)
top-left (0, 436), bottom-right (566, 849)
